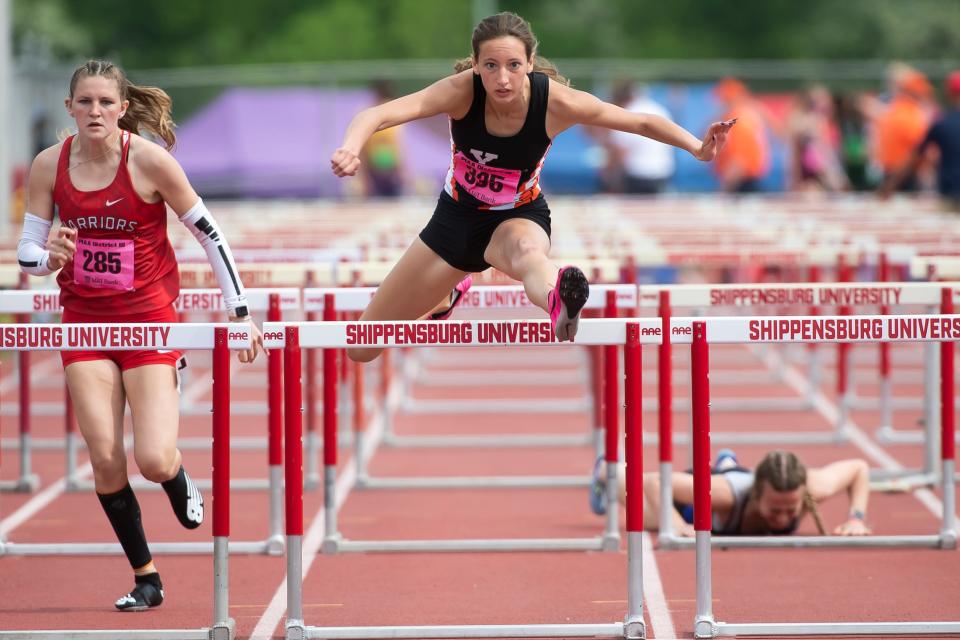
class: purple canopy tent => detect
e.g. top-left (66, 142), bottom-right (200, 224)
top-left (174, 87), bottom-right (451, 198)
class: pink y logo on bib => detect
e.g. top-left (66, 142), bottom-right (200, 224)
top-left (453, 152), bottom-right (520, 206)
top-left (74, 237), bottom-right (134, 291)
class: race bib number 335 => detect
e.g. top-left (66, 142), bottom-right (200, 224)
top-left (74, 237), bottom-right (135, 291)
top-left (453, 152), bottom-right (521, 206)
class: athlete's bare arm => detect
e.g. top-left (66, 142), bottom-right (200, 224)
top-left (127, 136), bottom-right (200, 215)
top-left (545, 80), bottom-right (734, 161)
top-left (806, 459), bottom-right (871, 535)
top-left (130, 135), bottom-right (263, 363)
top-left (25, 145), bottom-right (75, 270)
top-left (332, 71), bottom-right (475, 177)
top-left (24, 145), bottom-right (60, 220)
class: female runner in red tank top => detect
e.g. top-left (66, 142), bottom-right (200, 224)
top-left (17, 60), bottom-right (263, 611)
top-left (331, 12), bottom-right (735, 363)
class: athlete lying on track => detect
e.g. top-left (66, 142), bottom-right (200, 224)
top-left (592, 450), bottom-right (871, 536)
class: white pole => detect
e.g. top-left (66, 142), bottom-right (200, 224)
top-left (0, 0), bottom-right (12, 235)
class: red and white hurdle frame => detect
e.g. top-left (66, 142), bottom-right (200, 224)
top-left (682, 316), bottom-right (958, 637)
top-left (661, 311), bottom-right (958, 550)
top-left (266, 314), bottom-right (635, 555)
top-left (644, 281), bottom-right (959, 524)
top-left (0, 289), bottom-right (294, 554)
top-left (0, 323), bottom-right (244, 639)
top-left (0, 319), bottom-right (278, 557)
top-left (0, 288), bottom-right (300, 486)
top-left (274, 317), bottom-right (650, 639)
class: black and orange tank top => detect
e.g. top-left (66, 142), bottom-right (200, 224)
top-left (442, 71), bottom-right (552, 210)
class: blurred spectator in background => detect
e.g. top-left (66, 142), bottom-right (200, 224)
top-left (31, 109), bottom-right (54, 156)
top-left (712, 77), bottom-right (771, 193)
top-left (787, 85), bottom-right (848, 192)
top-left (360, 80), bottom-right (405, 197)
top-left (835, 93), bottom-right (871, 190)
top-left (880, 71), bottom-right (960, 211)
top-left (871, 70), bottom-right (935, 193)
top-left (600, 80), bottom-right (675, 194)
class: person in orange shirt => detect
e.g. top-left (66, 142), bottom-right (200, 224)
top-left (713, 78), bottom-right (771, 193)
top-left (873, 71), bottom-right (934, 192)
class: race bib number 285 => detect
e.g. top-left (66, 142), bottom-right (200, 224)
top-left (74, 237), bottom-right (135, 291)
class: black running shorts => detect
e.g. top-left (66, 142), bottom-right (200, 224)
top-left (418, 193), bottom-right (552, 273)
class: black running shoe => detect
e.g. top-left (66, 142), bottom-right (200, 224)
top-left (115, 573), bottom-right (164, 612)
top-left (547, 266), bottom-right (590, 342)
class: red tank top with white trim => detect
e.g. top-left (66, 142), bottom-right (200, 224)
top-left (53, 131), bottom-right (180, 315)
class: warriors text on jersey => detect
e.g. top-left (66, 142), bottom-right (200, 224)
top-left (443, 72), bottom-right (552, 210)
top-left (54, 131), bottom-right (179, 315)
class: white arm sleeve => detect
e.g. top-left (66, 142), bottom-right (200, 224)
top-left (179, 199), bottom-right (249, 317)
top-left (17, 213), bottom-right (54, 276)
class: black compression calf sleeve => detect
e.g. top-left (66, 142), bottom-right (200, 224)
top-left (97, 483), bottom-right (152, 569)
top-left (161, 465), bottom-right (204, 530)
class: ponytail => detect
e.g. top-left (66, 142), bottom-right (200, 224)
top-left (68, 59), bottom-right (177, 150)
top-left (120, 83), bottom-right (177, 150)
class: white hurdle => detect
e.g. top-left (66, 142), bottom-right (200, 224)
top-left (273, 318), bottom-right (652, 639)
top-left (267, 316), bottom-right (630, 554)
top-left (0, 322), bottom-right (246, 639)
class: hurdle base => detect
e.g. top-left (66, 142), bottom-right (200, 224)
top-left (657, 532), bottom-right (945, 549)
top-left (66, 476), bottom-right (273, 493)
top-left (0, 474), bottom-right (40, 493)
top-left (695, 616), bottom-right (717, 639)
top-left (711, 621), bottom-right (960, 636)
top-left (0, 539), bottom-right (277, 556)
top-left (381, 433), bottom-right (593, 449)
top-left (266, 534), bottom-right (286, 556)
top-left (624, 618), bottom-right (646, 640)
top-left (0, 629), bottom-right (210, 639)
top-left (209, 617), bottom-right (236, 640)
top-left (355, 475), bottom-right (590, 490)
top-left (401, 397), bottom-right (591, 414)
top-left (939, 530), bottom-right (958, 550)
top-left (321, 533), bottom-right (344, 555)
top-left (601, 532), bottom-right (620, 552)
top-left (326, 536), bottom-right (609, 554)
top-left (642, 430), bottom-right (845, 446)
top-left (301, 622), bottom-right (624, 638)
top-left (286, 619), bottom-right (307, 640)
top-left (875, 425), bottom-right (960, 445)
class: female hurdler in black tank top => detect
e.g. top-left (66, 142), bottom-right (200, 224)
top-left (422, 71), bottom-right (555, 272)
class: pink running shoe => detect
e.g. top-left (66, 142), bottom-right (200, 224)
top-left (429, 275), bottom-right (473, 320)
top-left (547, 266), bottom-right (590, 341)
